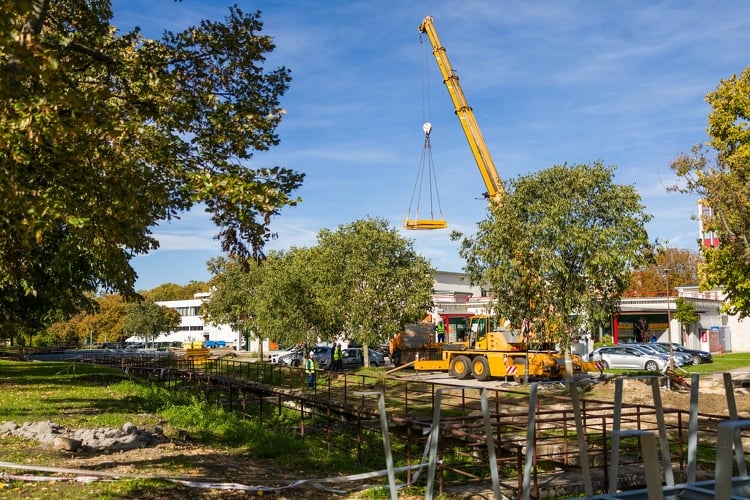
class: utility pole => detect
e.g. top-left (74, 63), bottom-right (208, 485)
top-left (663, 268), bottom-right (674, 370)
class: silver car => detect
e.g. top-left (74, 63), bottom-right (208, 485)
top-left (632, 343), bottom-right (692, 367)
top-left (341, 348), bottom-right (385, 368)
top-left (311, 345), bottom-right (334, 370)
top-left (588, 346), bottom-right (667, 371)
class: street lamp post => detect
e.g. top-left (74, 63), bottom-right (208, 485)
top-left (663, 268), bottom-right (674, 370)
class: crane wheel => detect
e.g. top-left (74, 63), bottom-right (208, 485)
top-left (471, 356), bottom-right (491, 381)
top-left (449, 355), bottom-right (472, 379)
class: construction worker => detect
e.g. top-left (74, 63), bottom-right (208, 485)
top-left (436, 321), bottom-right (446, 343)
top-left (305, 351), bottom-right (316, 388)
top-left (333, 343), bottom-right (342, 372)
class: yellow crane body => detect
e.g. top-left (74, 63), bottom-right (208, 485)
top-left (413, 315), bottom-right (566, 381)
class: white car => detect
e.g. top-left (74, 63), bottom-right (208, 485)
top-left (269, 346), bottom-right (300, 364)
top-left (279, 350), bottom-right (303, 367)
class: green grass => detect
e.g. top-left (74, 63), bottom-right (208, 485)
top-left (0, 359), bottom-right (416, 499)
top-left (681, 352), bottom-right (750, 374)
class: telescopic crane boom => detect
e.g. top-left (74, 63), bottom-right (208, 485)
top-left (418, 16), bottom-right (504, 201)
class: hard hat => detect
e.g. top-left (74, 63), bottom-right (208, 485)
top-left (309, 351), bottom-right (315, 357)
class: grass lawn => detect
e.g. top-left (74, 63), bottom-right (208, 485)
top-left (676, 351), bottom-right (750, 375)
top-left (0, 359), bottom-right (429, 500)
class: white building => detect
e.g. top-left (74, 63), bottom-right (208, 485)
top-left (155, 292), bottom-right (270, 352)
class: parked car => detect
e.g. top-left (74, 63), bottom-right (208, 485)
top-left (340, 348), bottom-right (385, 369)
top-left (631, 343), bottom-right (693, 367)
top-left (279, 350), bottom-right (304, 367)
top-left (204, 340), bottom-right (227, 349)
top-left (311, 345), bottom-right (334, 370)
top-left (269, 345), bottom-right (301, 364)
top-left (369, 350), bottom-right (386, 367)
top-left (588, 346), bottom-right (668, 371)
top-left (656, 343), bottom-right (713, 365)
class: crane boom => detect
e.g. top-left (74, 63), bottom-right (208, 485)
top-left (418, 16), bottom-right (503, 201)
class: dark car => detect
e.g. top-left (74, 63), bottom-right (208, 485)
top-left (632, 343), bottom-right (693, 367)
top-left (656, 343), bottom-right (713, 365)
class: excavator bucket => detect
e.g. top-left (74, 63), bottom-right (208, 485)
top-left (403, 219), bottom-right (448, 230)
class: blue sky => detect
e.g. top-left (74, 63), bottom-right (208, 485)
top-left (111, 1), bottom-right (750, 291)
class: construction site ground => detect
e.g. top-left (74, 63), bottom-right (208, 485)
top-left (5, 355), bottom-right (750, 499)
top-left (439, 368), bottom-right (750, 498)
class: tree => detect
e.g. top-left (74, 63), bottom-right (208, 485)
top-left (674, 297), bottom-right (700, 343)
top-left (250, 249), bottom-right (334, 349)
top-left (142, 282), bottom-right (209, 302)
top-left (204, 219), bottom-right (435, 365)
top-left (670, 66), bottom-right (750, 317)
top-left (625, 247), bottom-right (701, 296)
top-left (313, 218), bottom-right (435, 366)
top-left (202, 256), bottom-right (267, 357)
top-left (42, 293), bottom-right (127, 346)
top-left (74, 294), bottom-right (129, 345)
top-left (122, 300), bottom-right (181, 346)
top-left (204, 250), bottom-right (330, 359)
top-left (0, 2), bottom-right (304, 335)
top-left (455, 162), bottom-right (653, 356)
top-left (203, 251), bottom-right (327, 359)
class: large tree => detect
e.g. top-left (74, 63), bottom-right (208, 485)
top-left (73, 293), bottom-right (128, 345)
top-left (122, 300), bottom-right (181, 347)
top-left (0, 2), bottom-right (303, 335)
top-left (455, 162), bottom-right (653, 353)
top-left (251, 249), bottom-right (335, 349)
top-left (204, 218), bottom-right (435, 366)
top-left (203, 252), bottom-right (327, 357)
top-left (202, 256), bottom-right (269, 356)
top-left (670, 66), bottom-right (750, 317)
top-left (142, 282), bottom-right (209, 302)
top-left (314, 218), bottom-right (435, 365)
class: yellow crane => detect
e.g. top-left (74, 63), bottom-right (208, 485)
top-left (410, 17), bottom-right (587, 381)
top-left (417, 16), bottom-right (504, 202)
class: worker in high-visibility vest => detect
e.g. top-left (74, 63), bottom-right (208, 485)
top-left (333, 343), bottom-right (342, 372)
top-left (436, 321), bottom-right (446, 343)
top-left (305, 351), bottom-right (316, 388)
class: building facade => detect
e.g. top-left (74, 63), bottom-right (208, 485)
top-left (153, 293), bottom-right (269, 352)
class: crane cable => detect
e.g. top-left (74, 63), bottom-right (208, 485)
top-left (404, 34), bottom-right (446, 230)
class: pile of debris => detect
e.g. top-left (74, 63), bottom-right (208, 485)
top-left (0, 420), bottom-right (169, 453)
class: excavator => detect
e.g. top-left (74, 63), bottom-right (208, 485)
top-left (412, 16), bottom-right (597, 380)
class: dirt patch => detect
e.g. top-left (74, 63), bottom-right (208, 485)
top-left (585, 371), bottom-right (750, 417)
